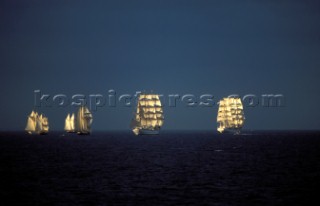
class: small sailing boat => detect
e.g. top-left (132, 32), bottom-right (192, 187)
top-left (131, 93), bottom-right (164, 135)
top-left (25, 110), bottom-right (49, 135)
top-left (64, 113), bottom-right (76, 133)
top-left (76, 106), bottom-right (93, 135)
top-left (217, 97), bottom-right (245, 134)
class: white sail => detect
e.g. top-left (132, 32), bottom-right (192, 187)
top-left (217, 97), bottom-right (245, 134)
top-left (25, 110), bottom-right (37, 133)
top-left (76, 106), bottom-right (93, 135)
top-left (65, 114), bottom-right (71, 131)
top-left (35, 115), bottom-right (43, 133)
top-left (30, 111), bottom-right (36, 118)
top-left (42, 116), bottom-right (49, 132)
top-left (25, 116), bottom-right (36, 132)
top-left (84, 108), bottom-right (93, 126)
top-left (65, 113), bottom-right (75, 132)
top-left (131, 93), bottom-right (164, 135)
top-left (70, 113), bottom-right (75, 131)
top-left (25, 111), bottom-right (49, 134)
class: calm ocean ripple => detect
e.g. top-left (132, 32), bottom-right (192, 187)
top-left (0, 131), bottom-right (319, 205)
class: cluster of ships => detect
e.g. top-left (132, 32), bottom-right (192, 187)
top-left (25, 106), bottom-right (93, 135)
top-left (25, 94), bottom-right (245, 135)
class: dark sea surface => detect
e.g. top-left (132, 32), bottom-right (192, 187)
top-left (0, 131), bottom-right (319, 205)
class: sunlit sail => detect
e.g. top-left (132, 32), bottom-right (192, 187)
top-left (131, 93), bottom-right (164, 135)
top-left (64, 113), bottom-right (76, 133)
top-left (217, 97), bottom-right (245, 134)
top-left (76, 106), bottom-right (93, 135)
top-left (25, 110), bottom-right (49, 135)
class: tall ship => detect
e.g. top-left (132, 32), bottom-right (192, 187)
top-left (64, 113), bottom-right (75, 133)
top-left (76, 106), bottom-right (93, 135)
top-left (217, 97), bottom-right (245, 134)
top-left (130, 93), bottom-right (164, 135)
top-left (25, 110), bottom-right (49, 135)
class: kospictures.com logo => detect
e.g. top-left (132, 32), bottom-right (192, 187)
top-left (33, 90), bottom-right (285, 111)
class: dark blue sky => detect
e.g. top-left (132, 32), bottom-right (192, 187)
top-left (1, 0), bottom-right (320, 131)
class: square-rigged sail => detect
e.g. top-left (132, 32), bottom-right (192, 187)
top-left (131, 94), bottom-right (164, 135)
top-left (217, 97), bottom-right (245, 134)
top-left (76, 106), bottom-right (93, 135)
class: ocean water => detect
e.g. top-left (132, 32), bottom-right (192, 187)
top-left (0, 131), bottom-right (319, 205)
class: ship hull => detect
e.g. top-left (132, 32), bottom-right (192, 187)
top-left (77, 132), bottom-right (90, 135)
top-left (219, 128), bottom-right (241, 135)
top-left (26, 131), bottom-right (48, 135)
top-left (66, 131), bottom-right (76, 133)
top-left (138, 129), bottom-right (160, 135)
